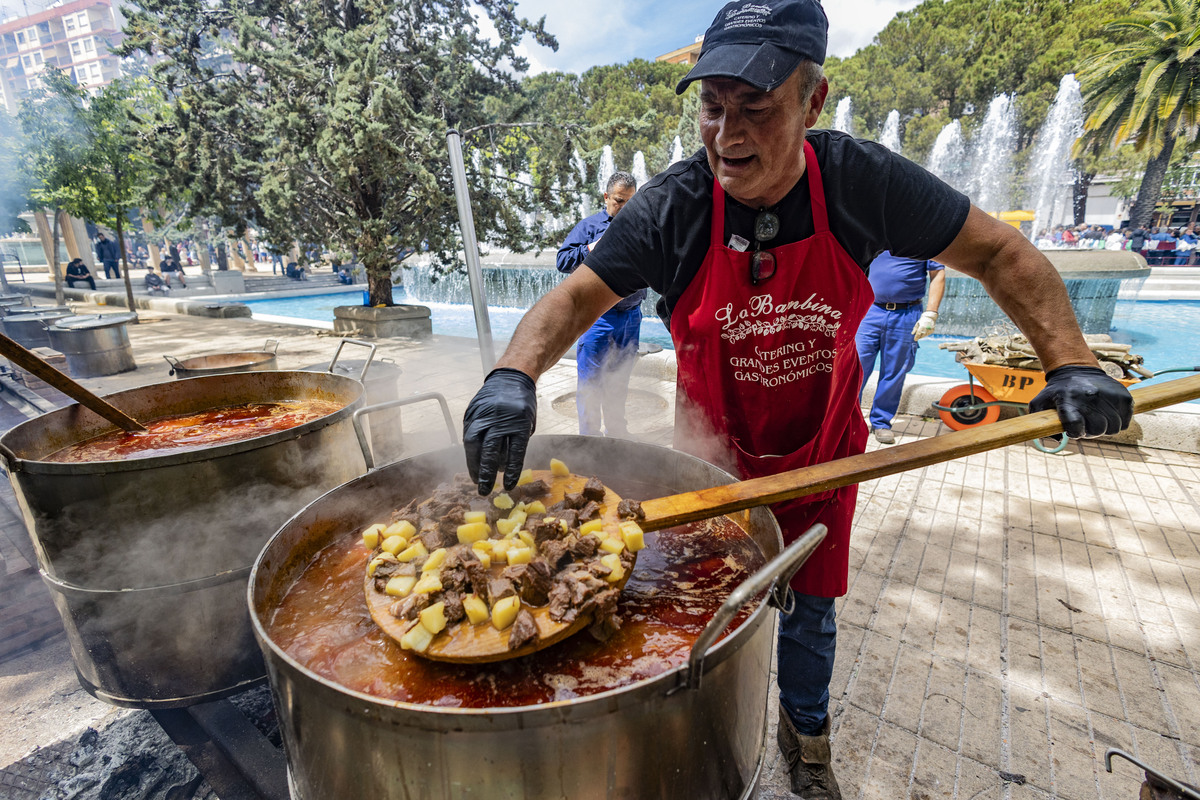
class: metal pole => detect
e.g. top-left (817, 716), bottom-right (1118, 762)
top-left (446, 129), bottom-right (496, 374)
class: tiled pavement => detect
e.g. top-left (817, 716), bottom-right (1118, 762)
top-left (0, 302), bottom-right (1197, 799)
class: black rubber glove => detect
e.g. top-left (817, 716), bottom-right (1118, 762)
top-left (1028, 365), bottom-right (1133, 439)
top-left (463, 368), bottom-right (537, 495)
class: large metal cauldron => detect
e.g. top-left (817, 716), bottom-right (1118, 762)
top-left (0, 371), bottom-right (368, 708)
top-left (46, 313), bottom-right (137, 377)
top-left (164, 339), bottom-right (280, 378)
top-left (251, 435), bottom-right (814, 800)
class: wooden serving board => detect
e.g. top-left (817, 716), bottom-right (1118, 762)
top-left (365, 471), bottom-right (634, 664)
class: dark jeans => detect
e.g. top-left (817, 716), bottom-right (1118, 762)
top-left (102, 260), bottom-right (120, 279)
top-left (778, 593), bottom-right (837, 736)
top-left (66, 276), bottom-right (96, 290)
top-left (575, 305), bottom-right (641, 436)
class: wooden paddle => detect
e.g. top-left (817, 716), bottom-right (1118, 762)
top-left (639, 373), bottom-right (1200, 533)
top-left (364, 470), bottom-right (636, 664)
top-left (0, 332), bottom-right (146, 433)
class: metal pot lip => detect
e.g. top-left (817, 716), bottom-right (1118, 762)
top-left (1, 370), bottom-right (364, 474)
top-left (174, 352), bottom-right (278, 369)
top-left (248, 437), bottom-right (777, 722)
top-left (47, 313), bottom-right (138, 330)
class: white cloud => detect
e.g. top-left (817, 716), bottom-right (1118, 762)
top-left (823, 0), bottom-right (923, 58)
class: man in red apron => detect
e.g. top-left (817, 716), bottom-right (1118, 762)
top-left (462, 1), bottom-right (1133, 796)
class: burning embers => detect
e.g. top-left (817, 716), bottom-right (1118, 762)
top-left (361, 460), bottom-right (647, 660)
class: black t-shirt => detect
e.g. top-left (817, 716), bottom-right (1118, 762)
top-left (586, 129), bottom-right (971, 325)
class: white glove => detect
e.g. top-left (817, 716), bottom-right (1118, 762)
top-left (912, 311), bottom-right (938, 340)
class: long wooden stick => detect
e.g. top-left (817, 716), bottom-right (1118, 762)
top-left (0, 333), bottom-right (146, 432)
top-left (639, 373), bottom-right (1200, 533)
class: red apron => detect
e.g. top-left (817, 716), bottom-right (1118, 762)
top-left (670, 141), bottom-right (873, 597)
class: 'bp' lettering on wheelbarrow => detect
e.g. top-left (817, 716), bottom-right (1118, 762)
top-left (1001, 373), bottom-right (1037, 391)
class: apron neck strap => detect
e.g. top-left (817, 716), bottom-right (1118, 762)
top-left (709, 138), bottom-right (829, 245)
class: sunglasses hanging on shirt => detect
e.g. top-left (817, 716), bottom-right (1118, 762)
top-left (750, 208), bottom-right (780, 286)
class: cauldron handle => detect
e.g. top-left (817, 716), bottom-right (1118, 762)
top-left (326, 338), bottom-right (377, 381)
top-left (263, 339), bottom-right (280, 354)
top-left (163, 355), bottom-right (182, 375)
top-left (675, 523), bottom-right (827, 693)
top-left (352, 392), bottom-right (457, 470)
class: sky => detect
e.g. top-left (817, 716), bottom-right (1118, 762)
top-left (508, 0), bottom-right (924, 75)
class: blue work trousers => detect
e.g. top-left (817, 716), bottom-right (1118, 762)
top-left (778, 593), bottom-right (837, 736)
top-left (856, 304), bottom-right (921, 431)
top-left (576, 305), bottom-right (641, 436)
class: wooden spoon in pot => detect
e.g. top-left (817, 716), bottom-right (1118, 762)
top-left (364, 470), bottom-right (635, 664)
top-left (0, 332), bottom-right (146, 432)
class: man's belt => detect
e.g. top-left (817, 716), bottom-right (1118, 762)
top-left (874, 299), bottom-right (923, 311)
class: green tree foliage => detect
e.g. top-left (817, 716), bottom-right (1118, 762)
top-left (1075, 0), bottom-right (1200, 227)
top-left (119, 0), bottom-right (567, 305)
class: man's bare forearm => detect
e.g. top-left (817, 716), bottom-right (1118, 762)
top-left (936, 206), bottom-right (1098, 373)
top-left (494, 266), bottom-right (622, 381)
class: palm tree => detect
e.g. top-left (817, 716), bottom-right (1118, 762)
top-left (1075, 0), bottom-right (1200, 227)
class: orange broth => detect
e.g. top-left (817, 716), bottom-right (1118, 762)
top-left (266, 516), bottom-right (768, 708)
top-left (43, 400), bottom-right (343, 462)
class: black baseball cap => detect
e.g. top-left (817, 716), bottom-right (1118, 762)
top-left (676, 0), bottom-right (828, 95)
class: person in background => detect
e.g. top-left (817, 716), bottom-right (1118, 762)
top-left (555, 171), bottom-right (644, 437)
top-left (460, 2), bottom-right (1132, 797)
top-left (95, 232), bottom-right (120, 279)
top-left (338, 266), bottom-right (354, 285)
top-left (143, 269), bottom-right (169, 295)
top-left (1176, 227), bottom-right (1197, 265)
top-left (285, 261), bottom-right (307, 281)
top-left (856, 251), bottom-right (945, 444)
top-left (64, 258), bottom-right (96, 290)
top-left (1105, 228), bottom-right (1126, 251)
top-left (160, 253), bottom-right (187, 288)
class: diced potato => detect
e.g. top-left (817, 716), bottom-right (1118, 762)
top-left (413, 572), bottom-right (442, 594)
top-left (475, 550), bottom-right (492, 569)
top-left (507, 546), bottom-right (533, 566)
top-left (367, 552), bottom-right (397, 576)
top-left (491, 595), bottom-right (521, 630)
top-left (525, 500), bottom-right (546, 515)
top-left (419, 602), bottom-right (447, 634)
top-left (601, 553), bottom-right (625, 583)
top-left (400, 621), bottom-right (434, 652)
top-left (620, 521), bottom-right (646, 552)
top-left (463, 594), bottom-right (489, 625)
top-left (579, 519), bottom-right (604, 537)
top-left (361, 523), bottom-right (386, 550)
top-left (385, 575), bottom-right (417, 597)
top-left (384, 520), bottom-right (416, 540)
top-left (516, 469), bottom-right (534, 486)
top-left (517, 530), bottom-right (536, 549)
top-left (495, 518), bottom-right (519, 536)
top-left (493, 493), bottom-right (514, 510)
top-left (463, 510), bottom-right (487, 524)
top-left (456, 521), bottom-right (491, 544)
top-left (491, 539), bottom-right (513, 563)
top-left (381, 535), bottom-right (406, 555)
top-left (471, 539), bottom-right (490, 551)
top-left (422, 547), bottom-right (447, 572)
top-left (507, 509), bottom-right (528, 526)
top-left (549, 458), bottom-right (570, 477)
top-left (397, 541), bottom-right (429, 562)
top-left (599, 537), bottom-right (626, 555)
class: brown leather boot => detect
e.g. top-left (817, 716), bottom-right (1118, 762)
top-left (777, 703), bottom-right (842, 799)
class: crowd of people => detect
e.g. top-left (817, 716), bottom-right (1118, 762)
top-left (1036, 223), bottom-right (1199, 264)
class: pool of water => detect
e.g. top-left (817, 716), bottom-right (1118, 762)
top-left (244, 292), bottom-right (1200, 403)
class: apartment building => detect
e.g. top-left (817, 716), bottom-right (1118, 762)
top-left (0, 0), bottom-right (123, 114)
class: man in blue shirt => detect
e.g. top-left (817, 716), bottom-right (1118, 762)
top-left (94, 232), bottom-right (121, 279)
top-left (556, 172), bottom-right (644, 436)
top-left (856, 250), bottom-right (945, 444)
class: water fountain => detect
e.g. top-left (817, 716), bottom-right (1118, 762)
top-left (632, 151), bottom-right (649, 187)
top-left (571, 150), bottom-right (591, 217)
top-left (967, 94), bottom-right (1017, 213)
top-left (832, 96), bottom-right (853, 136)
top-left (1029, 74), bottom-right (1083, 239)
top-left (879, 110), bottom-right (900, 152)
top-left (598, 146), bottom-right (616, 194)
top-left (926, 120), bottom-right (967, 190)
top-left (670, 136), bottom-right (684, 165)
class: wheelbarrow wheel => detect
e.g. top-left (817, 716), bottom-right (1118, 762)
top-left (937, 385), bottom-right (1001, 430)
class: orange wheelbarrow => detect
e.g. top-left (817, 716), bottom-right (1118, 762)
top-left (932, 362), bottom-right (1198, 453)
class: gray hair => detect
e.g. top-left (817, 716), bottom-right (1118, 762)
top-left (606, 171), bottom-right (636, 194)
top-left (796, 61), bottom-right (824, 105)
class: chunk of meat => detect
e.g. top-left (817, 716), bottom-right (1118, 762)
top-left (530, 517), bottom-right (562, 545)
top-left (488, 576), bottom-right (517, 604)
top-left (442, 591), bottom-right (466, 624)
top-left (508, 608), bottom-right (539, 650)
top-left (539, 538), bottom-right (570, 569)
top-left (554, 508), bottom-right (579, 530)
top-left (582, 476), bottom-right (606, 502)
top-left (617, 498), bottom-right (644, 520)
top-left (389, 593), bottom-right (429, 621)
top-left (466, 562), bottom-right (490, 602)
top-left (516, 558), bottom-right (554, 606)
top-left (587, 589), bottom-right (622, 641)
top-left (576, 500), bottom-right (601, 522)
top-left (547, 582), bottom-right (575, 623)
top-left (441, 566), bottom-right (469, 594)
top-left (567, 535), bottom-right (599, 559)
top-left (509, 479), bottom-right (549, 501)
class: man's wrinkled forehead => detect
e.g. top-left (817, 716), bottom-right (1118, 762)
top-left (699, 77), bottom-right (775, 103)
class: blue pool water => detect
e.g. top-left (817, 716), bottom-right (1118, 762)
top-left (244, 292), bottom-right (1200, 401)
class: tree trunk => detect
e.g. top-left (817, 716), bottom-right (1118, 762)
top-left (1073, 171), bottom-right (1093, 227)
top-left (1128, 135), bottom-right (1177, 228)
top-left (365, 263), bottom-right (395, 306)
top-left (51, 208), bottom-right (64, 306)
top-left (115, 211), bottom-right (137, 321)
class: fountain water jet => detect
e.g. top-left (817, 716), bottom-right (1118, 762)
top-left (927, 120), bottom-right (967, 191)
top-left (1029, 74), bottom-right (1083, 240)
top-left (632, 152), bottom-right (648, 187)
top-left (571, 150), bottom-right (591, 218)
top-left (879, 110), bottom-right (900, 152)
top-left (670, 136), bottom-right (684, 165)
top-left (832, 97), bottom-right (853, 136)
top-left (598, 146), bottom-right (616, 194)
top-left (966, 95), bottom-right (1017, 213)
